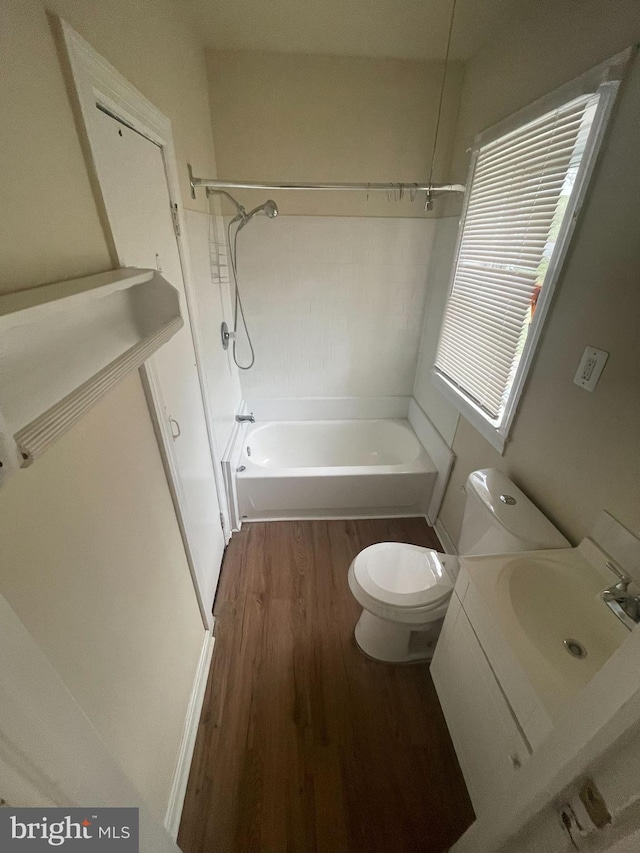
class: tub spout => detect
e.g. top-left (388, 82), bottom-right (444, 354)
top-left (236, 413), bottom-right (255, 423)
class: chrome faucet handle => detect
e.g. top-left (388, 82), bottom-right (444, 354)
top-left (606, 560), bottom-right (632, 589)
top-left (602, 562), bottom-right (640, 630)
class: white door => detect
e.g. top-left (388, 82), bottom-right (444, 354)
top-left (91, 108), bottom-right (224, 620)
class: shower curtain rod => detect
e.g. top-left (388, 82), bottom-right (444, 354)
top-left (188, 165), bottom-right (465, 200)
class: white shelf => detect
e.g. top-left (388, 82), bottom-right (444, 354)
top-left (0, 267), bottom-right (183, 484)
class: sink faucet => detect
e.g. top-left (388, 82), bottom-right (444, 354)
top-left (602, 560), bottom-right (640, 629)
top-left (235, 413), bottom-right (255, 423)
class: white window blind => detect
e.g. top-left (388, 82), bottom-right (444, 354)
top-left (435, 93), bottom-right (600, 421)
top-left (431, 53), bottom-right (628, 451)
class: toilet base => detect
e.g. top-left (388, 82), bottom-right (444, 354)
top-left (354, 610), bottom-right (444, 663)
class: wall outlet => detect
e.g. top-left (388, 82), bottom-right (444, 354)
top-left (574, 346), bottom-right (609, 392)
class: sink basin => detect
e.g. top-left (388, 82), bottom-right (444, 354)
top-left (502, 554), bottom-right (628, 695)
top-left (463, 541), bottom-right (630, 720)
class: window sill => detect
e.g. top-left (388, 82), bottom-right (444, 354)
top-left (431, 370), bottom-right (507, 454)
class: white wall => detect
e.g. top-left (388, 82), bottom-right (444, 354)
top-left (233, 215), bottom-right (436, 400)
top-left (416, 0), bottom-right (640, 545)
top-left (206, 49), bottom-right (464, 218)
top-left (205, 47), bottom-right (465, 404)
top-left (0, 0), bottom-right (220, 820)
top-left (0, 373), bottom-right (205, 818)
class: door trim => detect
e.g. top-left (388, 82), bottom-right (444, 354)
top-left (56, 18), bottom-right (229, 628)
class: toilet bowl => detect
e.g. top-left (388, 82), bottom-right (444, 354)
top-left (348, 542), bottom-right (458, 662)
top-left (348, 468), bottom-right (570, 663)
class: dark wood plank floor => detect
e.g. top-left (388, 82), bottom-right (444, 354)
top-left (178, 518), bottom-right (474, 853)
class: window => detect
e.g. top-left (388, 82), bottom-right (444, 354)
top-left (432, 52), bottom-right (629, 452)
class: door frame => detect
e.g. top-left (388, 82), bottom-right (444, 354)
top-left (56, 18), bottom-right (230, 628)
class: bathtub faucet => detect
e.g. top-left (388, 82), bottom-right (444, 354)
top-left (235, 413), bottom-right (255, 423)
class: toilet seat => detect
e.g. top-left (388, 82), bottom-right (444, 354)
top-left (351, 542), bottom-right (454, 610)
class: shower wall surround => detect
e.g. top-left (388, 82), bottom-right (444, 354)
top-left (185, 208), bottom-right (241, 454)
top-left (232, 215), bottom-right (437, 400)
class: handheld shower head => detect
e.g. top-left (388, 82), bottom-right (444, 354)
top-left (220, 196), bottom-right (279, 372)
top-left (208, 188), bottom-right (279, 230)
top-left (236, 199), bottom-right (279, 231)
top-left (246, 199), bottom-right (279, 221)
top-left (263, 200), bottom-right (279, 219)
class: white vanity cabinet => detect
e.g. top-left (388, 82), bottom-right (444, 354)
top-left (431, 574), bottom-right (530, 815)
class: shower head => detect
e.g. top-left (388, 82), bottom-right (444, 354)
top-left (207, 187), bottom-right (279, 228)
top-left (236, 199), bottom-right (279, 231)
top-left (246, 200), bottom-right (279, 220)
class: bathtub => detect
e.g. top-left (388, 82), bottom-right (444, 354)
top-left (230, 419), bottom-right (437, 522)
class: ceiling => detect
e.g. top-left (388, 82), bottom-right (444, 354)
top-left (182, 0), bottom-right (532, 62)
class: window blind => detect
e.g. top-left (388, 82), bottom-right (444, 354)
top-left (434, 92), bottom-right (600, 423)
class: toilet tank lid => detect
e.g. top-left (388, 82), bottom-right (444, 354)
top-left (466, 469), bottom-right (571, 549)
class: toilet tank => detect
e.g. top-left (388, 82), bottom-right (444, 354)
top-left (458, 468), bottom-right (571, 556)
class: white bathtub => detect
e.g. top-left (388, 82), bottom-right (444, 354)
top-left (232, 419), bottom-right (437, 521)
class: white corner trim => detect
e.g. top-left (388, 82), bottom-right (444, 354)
top-left (434, 517), bottom-right (457, 555)
top-left (220, 405), bottom-right (247, 533)
top-left (408, 398), bottom-right (455, 524)
top-left (165, 631), bottom-right (215, 839)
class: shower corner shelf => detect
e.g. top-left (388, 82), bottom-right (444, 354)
top-left (0, 266), bottom-right (183, 486)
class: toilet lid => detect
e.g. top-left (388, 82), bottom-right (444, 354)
top-left (353, 542), bottom-right (454, 609)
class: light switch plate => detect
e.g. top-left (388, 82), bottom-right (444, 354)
top-left (574, 346), bottom-right (609, 391)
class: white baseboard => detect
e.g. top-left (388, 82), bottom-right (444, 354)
top-left (164, 631), bottom-right (215, 839)
top-left (242, 509), bottom-right (429, 522)
top-left (434, 517), bottom-right (457, 555)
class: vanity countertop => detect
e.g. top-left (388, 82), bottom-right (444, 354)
top-left (459, 540), bottom-right (629, 728)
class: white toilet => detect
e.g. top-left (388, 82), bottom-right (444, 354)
top-left (348, 468), bottom-right (570, 663)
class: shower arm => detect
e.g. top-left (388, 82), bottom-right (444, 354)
top-left (188, 165), bottom-right (464, 204)
top-left (205, 188), bottom-right (247, 220)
